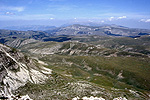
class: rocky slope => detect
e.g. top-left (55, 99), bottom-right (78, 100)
top-left (18, 39), bottom-right (150, 99)
top-left (0, 43), bottom-right (52, 99)
top-left (5, 38), bottom-right (38, 48)
top-left (20, 38), bottom-right (149, 58)
top-left (0, 43), bottom-right (141, 100)
top-left (1, 26), bottom-right (150, 99)
top-left (1, 41), bottom-right (150, 99)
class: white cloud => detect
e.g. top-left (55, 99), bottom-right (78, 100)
top-left (98, 12), bottom-right (149, 19)
top-left (140, 19), bottom-right (150, 22)
top-left (118, 16), bottom-right (127, 19)
top-left (108, 16), bottom-right (127, 21)
top-left (50, 18), bottom-right (54, 20)
top-left (140, 19), bottom-right (145, 22)
top-left (5, 12), bottom-right (15, 15)
top-left (146, 19), bottom-right (150, 22)
top-left (108, 17), bottom-right (114, 21)
top-left (101, 20), bottom-right (105, 23)
top-left (0, 6), bottom-right (25, 12)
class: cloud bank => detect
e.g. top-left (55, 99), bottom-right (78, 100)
top-left (140, 19), bottom-right (150, 22)
top-left (0, 6), bottom-right (25, 12)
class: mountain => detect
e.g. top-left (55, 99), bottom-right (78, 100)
top-left (0, 29), bottom-right (50, 47)
top-left (1, 24), bottom-right (150, 48)
top-left (0, 29), bottom-right (49, 40)
top-left (1, 43), bottom-right (148, 100)
top-left (71, 35), bottom-right (150, 56)
top-left (60, 22), bottom-right (108, 27)
top-left (2, 25), bottom-right (56, 31)
top-left (20, 38), bottom-right (149, 57)
top-left (0, 43), bottom-right (52, 99)
top-left (1, 28), bottom-right (150, 99)
top-left (46, 24), bottom-right (150, 37)
top-left (18, 36), bottom-right (150, 99)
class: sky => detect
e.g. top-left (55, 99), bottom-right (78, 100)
top-left (0, 0), bottom-right (150, 29)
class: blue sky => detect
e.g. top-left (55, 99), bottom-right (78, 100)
top-left (0, 0), bottom-right (150, 28)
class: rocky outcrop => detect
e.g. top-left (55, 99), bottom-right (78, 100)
top-left (6, 38), bottom-right (38, 48)
top-left (0, 43), bottom-right (52, 99)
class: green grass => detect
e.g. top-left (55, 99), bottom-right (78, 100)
top-left (17, 71), bottom-right (148, 100)
top-left (38, 54), bottom-right (150, 91)
top-left (18, 35), bottom-right (150, 99)
top-left (72, 35), bottom-right (150, 55)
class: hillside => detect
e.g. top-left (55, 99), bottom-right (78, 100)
top-left (0, 25), bottom-right (150, 99)
top-left (18, 37), bottom-right (150, 99)
top-left (2, 42), bottom-right (149, 99)
top-left (0, 43), bottom-right (52, 99)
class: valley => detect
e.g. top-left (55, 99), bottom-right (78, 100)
top-left (0, 24), bottom-right (150, 100)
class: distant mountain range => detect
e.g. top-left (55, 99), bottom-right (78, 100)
top-left (0, 24), bottom-right (150, 47)
top-left (46, 24), bottom-right (150, 37)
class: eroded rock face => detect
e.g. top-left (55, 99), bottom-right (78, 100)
top-left (0, 43), bottom-right (52, 99)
